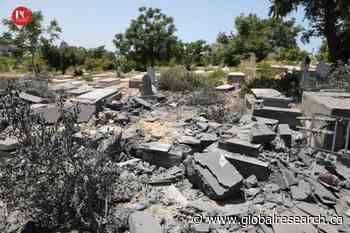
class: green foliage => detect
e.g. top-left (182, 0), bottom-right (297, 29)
top-left (0, 56), bottom-right (16, 72)
top-left (113, 7), bottom-right (178, 69)
top-left (270, 0), bottom-right (350, 63)
top-left (244, 69), bottom-right (301, 98)
top-left (277, 47), bottom-right (309, 64)
top-left (2, 11), bottom-right (61, 73)
top-left (181, 40), bottom-right (210, 70)
top-left (159, 66), bottom-right (224, 92)
top-left (216, 14), bottom-right (302, 63)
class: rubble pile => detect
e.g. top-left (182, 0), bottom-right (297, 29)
top-left (0, 76), bottom-right (350, 233)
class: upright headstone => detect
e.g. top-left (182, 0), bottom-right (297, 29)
top-left (147, 66), bottom-right (158, 94)
top-left (141, 74), bottom-right (155, 96)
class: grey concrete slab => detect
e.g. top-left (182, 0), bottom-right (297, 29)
top-left (206, 144), bottom-right (269, 181)
top-left (77, 86), bottom-right (120, 104)
top-left (252, 106), bottom-right (302, 129)
top-left (218, 138), bottom-right (262, 157)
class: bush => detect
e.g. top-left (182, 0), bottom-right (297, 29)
top-left (159, 66), bottom-right (225, 92)
top-left (0, 83), bottom-right (123, 232)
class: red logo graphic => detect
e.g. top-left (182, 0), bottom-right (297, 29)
top-left (11, 6), bottom-right (32, 26)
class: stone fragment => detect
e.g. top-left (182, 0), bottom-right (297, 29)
top-left (128, 211), bottom-right (162, 233)
top-left (250, 123), bottom-right (276, 144)
top-left (187, 152), bottom-right (243, 200)
top-left (219, 139), bottom-right (262, 157)
top-left (215, 84), bottom-right (235, 92)
top-left (278, 124), bottom-right (292, 147)
top-left (307, 178), bottom-right (337, 205)
top-left (281, 169), bottom-right (298, 188)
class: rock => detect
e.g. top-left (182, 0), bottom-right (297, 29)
top-left (244, 175), bottom-right (258, 188)
top-left (128, 211), bottom-right (162, 233)
top-left (306, 178), bottom-right (337, 205)
top-left (281, 169), bottom-right (298, 188)
top-left (186, 152), bottom-right (243, 200)
top-left (215, 84), bottom-right (236, 92)
top-left (250, 123), bottom-right (276, 144)
top-left (278, 124), bottom-right (292, 147)
top-left (179, 136), bottom-right (201, 147)
top-left (218, 139), bottom-right (262, 157)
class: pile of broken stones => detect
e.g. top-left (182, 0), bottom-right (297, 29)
top-left (0, 80), bottom-right (350, 233)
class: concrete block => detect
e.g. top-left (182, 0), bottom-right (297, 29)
top-left (250, 123), bottom-right (276, 144)
top-left (218, 138), bottom-right (262, 157)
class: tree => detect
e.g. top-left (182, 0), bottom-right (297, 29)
top-left (113, 7), bottom-right (178, 69)
top-left (2, 11), bottom-right (61, 73)
top-left (269, 0), bottom-right (350, 63)
top-left (181, 40), bottom-right (210, 70)
top-left (230, 14), bottom-right (302, 61)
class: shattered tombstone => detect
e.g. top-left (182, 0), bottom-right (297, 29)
top-left (186, 152), bottom-right (243, 200)
top-left (128, 210), bottom-right (162, 233)
top-left (249, 123), bottom-right (276, 144)
top-left (140, 72), bottom-right (157, 99)
top-left (19, 92), bottom-right (45, 104)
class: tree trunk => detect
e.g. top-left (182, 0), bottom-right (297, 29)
top-left (324, 0), bottom-right (341, 62)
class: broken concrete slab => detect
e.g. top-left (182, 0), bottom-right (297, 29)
top-left (218, 138), bottom-right (262, 157)
top-left (253, 116), bottom-right (279, 126)
top-left (252, 106), bottom-right (302, 129)
top-left (198, 133), bottom-right (218, 148)
top-left (135, 143), bottom-right (183, 168)
top-left (31, 104), bottom-right (60, 124)
top-left (77, 86), bottom-right (120, 104)
top-left (19, 92), bottom-right (45, 104)
top-left (251, 88), bottom-right (293, 108)
top-left (278, 124), bottom-right (292, 147)
top-left (128, 211), bottom-right (162, 233)
top-left (250, 123), bottom-right (276, 144)
top-left (206, 144), bottom-right (269, 181)
top-left (187, 152), bottom-right (243, 200)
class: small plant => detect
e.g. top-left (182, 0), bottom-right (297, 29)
top-left (82, 74), bottom-right (94, 82)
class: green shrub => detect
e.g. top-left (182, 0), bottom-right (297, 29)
top-left (0, 57), bottom-right (16, 72)
top-left (82, 74), bottom-right (94, 82)
top-left (159, 66), bottom-right (225, 92)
